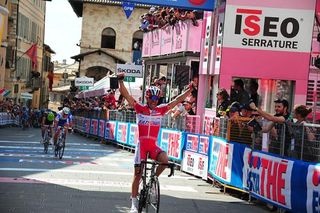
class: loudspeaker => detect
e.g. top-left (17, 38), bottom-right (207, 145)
top-left (110, 77), bottom-right (119, 89)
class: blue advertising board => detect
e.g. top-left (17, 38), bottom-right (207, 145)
top-left (124, 0), bottom-right (215, 11)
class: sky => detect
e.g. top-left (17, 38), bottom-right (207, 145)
top-left (45, 0), bottom-right (82, 64)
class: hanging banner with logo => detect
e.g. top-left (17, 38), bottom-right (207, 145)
top-left (116, 64), bottom-right (143, 78)
top-left (223, 4), bottom-right (315, 52)
top-left (124, 0), bottom-right (215, 11)
top-left (122, 2), bottom-right (135, 19)
top-left (85, 118), bottom-right (91, 134)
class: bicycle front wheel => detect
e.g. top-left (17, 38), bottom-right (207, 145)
top-left (146, 178), bottom-right (160, 213)
top-left (58, 140), bottom-right (65, 159)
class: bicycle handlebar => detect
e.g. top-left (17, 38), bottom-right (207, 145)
top-left (140, 160), bottom-right (175, 177)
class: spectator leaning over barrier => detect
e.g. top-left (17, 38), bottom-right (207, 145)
top-left (249, 98), bottom-right (292, 156)
top-left (230, 79), bottom-right (250, 105)
top-left (117, 72), bottom-right (196, 213)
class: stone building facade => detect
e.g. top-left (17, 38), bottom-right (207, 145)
top-left (69, 0), bottom-right (147, 80)
top-left (2, 0), bottom-right (48, 109)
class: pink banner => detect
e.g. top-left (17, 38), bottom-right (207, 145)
top-left (173, 21), bottom-right (188, 53)
top-left (150, 30), bottom-right (161, 56)
top-left (142, 32), bottom-right (151, 57)
top-left (160, 27), bottom-right (173, 55)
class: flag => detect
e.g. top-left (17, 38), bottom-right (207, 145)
top-left (3, 90), bottom-right (10, 97)
top-left (25, 44), bottom-right (37, 69)
top-left (0, 88), bottom-right (4, 94)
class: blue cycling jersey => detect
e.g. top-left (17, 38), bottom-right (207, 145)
top-left (55, 111), bottom-right (72, 127)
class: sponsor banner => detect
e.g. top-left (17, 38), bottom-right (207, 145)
top-left (159, 129), bottom-right (184, 161)
top-left (160, 27), bottom-right (173, 55)
top-left (75, 77), bottom-right (94, 87)
top-left (200, 11), bottom-right (213, 75)
top-left (85, 118), bottom-right (91, 134)
top-left (244, 150), bottom-right (294, 211)
top-left (79, 117), bottom-right (85, 132)
top-left (142, 32), bottom-right (150, 57)
top-left (185, 133), bottom-right (210, 155)
top-left (182, 150), bottom-right (208, 180)
top-left (105, 121), bottom-right (117, 141)
top-left (128, 123), bottom-right (139, 147)
top-left (208, 137), bottom-right (233, 183)
top-left (150, 30), bottom-right (161, 56)
top-left (116, 64), bottom-right (143, 78)
top-left (223, 5), bottom-right (315, 52)
top-left (116, 122), bottom-right (129, 144)
top-left (307, 164), bottom-right (320, 213)
top-left (124, 0), bottom-right (215, 11)
top-left (122, 2), bottom-right (135, 19)
top-left (90, 119), bottom-right (98, 136)
top-left (185, 134), bottom-right (199, 152)
top-left (98, 120), bottom-right (105, 138)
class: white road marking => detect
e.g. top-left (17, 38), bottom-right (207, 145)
top-left (0, 168), bottom-right (195, 180)
top-left (0, 140), bottom-right (101, 146)
top-left (0, 176), bottom-right (198, 192)
top-left (0, 145), bottom-right (114, 152)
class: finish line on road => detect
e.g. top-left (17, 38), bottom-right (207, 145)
top-left (0, 176), bottom-right (197, 192)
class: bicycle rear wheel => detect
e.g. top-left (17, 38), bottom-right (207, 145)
top-left (43, 131), bottom-right (49, 154)
top-left (146, 177), bottom-right (160, 213)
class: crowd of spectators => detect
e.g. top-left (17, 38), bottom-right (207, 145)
top-left (0, 99), bottom-right (42, 128)
top-left (140, 7), bottom-right (202, 32)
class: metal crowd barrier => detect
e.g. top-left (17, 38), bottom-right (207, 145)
top-left (208, 116), bottom-right (320, 163)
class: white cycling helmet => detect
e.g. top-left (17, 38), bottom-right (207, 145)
top-left (62, 107), bottom-right (70, 115)
top-left (145, 86), bottom-right (161, 98)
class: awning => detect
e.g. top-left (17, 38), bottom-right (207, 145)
top-left (52, 85), bottom-right (70, 92)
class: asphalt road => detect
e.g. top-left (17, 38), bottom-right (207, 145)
top-left (0, 127), bottom-right (269, 213)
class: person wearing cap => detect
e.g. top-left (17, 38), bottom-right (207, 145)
top-left (40, 110), bottom-right (55, 145)
top-left (249, 98), bottom-right (292, 155)
top-left (183, 100), bottom-right (195, 115)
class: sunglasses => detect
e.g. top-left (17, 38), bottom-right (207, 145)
top-left (149, 95), bottom-right (159, 101)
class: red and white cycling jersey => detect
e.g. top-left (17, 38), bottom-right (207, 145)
top-left (134, 102), bottom-right (169, 142)
top-left (133, 102), bottom-right (170, 164)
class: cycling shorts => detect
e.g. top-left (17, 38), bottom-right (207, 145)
top-left (134, 139), bottom-right (163, 165)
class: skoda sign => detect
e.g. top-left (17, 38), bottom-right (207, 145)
top-left (75, 77), bottom-right (94, 86)
top-left (116, 64), bottom-right (143, 78)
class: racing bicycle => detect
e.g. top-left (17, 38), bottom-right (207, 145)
top-left (55, 127), bottom-right (66, 159)
top-left (138, 159), bottom-right (175, 213)
top-left (43, 126), bottom-right (52, 154)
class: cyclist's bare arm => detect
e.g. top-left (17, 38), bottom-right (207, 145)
top-left (118, 73), bottom-right (136, 107)
top-left (167, 82), bottom-right (195, 110)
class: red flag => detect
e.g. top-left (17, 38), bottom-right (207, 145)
top-left (47, 71), bottom-right (54, 91)
top-left (25, 44), bottom-right (37, 69)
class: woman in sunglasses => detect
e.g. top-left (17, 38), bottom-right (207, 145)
top-left (117, 73), bottom-right (195, 213)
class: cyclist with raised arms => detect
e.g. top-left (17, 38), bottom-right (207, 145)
top-left (40, 110), bottom-right (55, 145)
top-left (117, 73), bottom-right (196, 213)
top-left (53, 107), bottom-right (71, 147)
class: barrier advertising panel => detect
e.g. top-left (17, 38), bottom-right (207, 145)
top-left (99, 120), bottom-right (105, 138)
top-left (208, 137), bottom-right (233, 183)
top-left (182, 150), bottom-right (208, 180)
top-left (90, 119), bottom-right (98, 136)
top-left (307, 165), bottom-right (320, 213)
top-left (128, 123), bottom-right (139, 147)
top-left (105, 121), bottom-right (117, 141)
top-left (85, 118), bottom-right (91, 134)
top-left (116, 122), bottom-right (129, 145)
top-left (159, 129), bottom-right (184, 161)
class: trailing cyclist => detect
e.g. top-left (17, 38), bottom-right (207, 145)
top-left (40, 110), bottom-right (55, 145)
top-left (117, 73), bottom-right (195, 213)
top-left (53, 107), bottom-right (71, 148)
